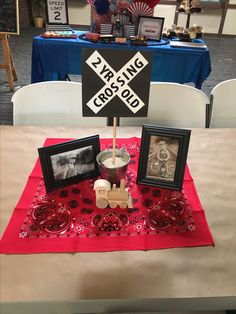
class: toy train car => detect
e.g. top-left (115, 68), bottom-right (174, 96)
top-left (94, 178), bottom-right (132, 209)
top-left (129, 36), bottom-right (147, 46)
top-left (100, 34), bottom-right (114, 43)
top-left (115, 37), bottom-right (127, 44)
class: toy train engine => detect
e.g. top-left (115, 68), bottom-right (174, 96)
top-left (94, 178), bottom-right (132, 209)
top-left (130, 36), bottom-right (147, 46)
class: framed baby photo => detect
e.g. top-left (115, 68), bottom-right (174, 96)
top-left (137, 125), bottom-right (191, 190)
top-left (137, 16), bottom-right (165, 41)
top-left (38, 136), bottom-right (100, 192)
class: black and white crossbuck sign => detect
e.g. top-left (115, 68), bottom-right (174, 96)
top-left (82, 48), bottom-right (152, 117)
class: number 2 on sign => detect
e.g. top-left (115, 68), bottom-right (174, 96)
top-left (54, 11), bottom-right (61, 20)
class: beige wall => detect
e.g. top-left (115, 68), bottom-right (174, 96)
top-left (223, 8), bottom-right (236, 34)
top-left (68, 0), bottom-right (90, 25)
top-left (154, 4), bottom-right (176, 30)
top-left (177, 9), bottom-right (222, 34)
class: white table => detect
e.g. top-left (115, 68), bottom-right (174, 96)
top-left (1, 126), bottom-right (236, 314)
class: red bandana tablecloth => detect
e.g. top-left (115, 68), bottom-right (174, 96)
top-left (0, 138), bottom-right (214, 254)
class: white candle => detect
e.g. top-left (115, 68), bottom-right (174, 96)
top-left (102, 157), bottom-right (127, 169)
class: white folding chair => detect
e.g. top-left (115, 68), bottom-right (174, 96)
top-left (120, 82), bottom-right (210, 128)
top-left (210, 78), bottom-right (236, 128)
top-left (12, 81), bottom-right (107, 126)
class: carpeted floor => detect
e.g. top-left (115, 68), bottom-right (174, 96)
top-left (0, 26), bottom-right (236, 125)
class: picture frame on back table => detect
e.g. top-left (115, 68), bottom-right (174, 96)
top-left (137, 16), bottom-right (165, 41)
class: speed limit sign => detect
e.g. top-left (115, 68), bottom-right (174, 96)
top-left (45, 0), bottom-right (69, 25)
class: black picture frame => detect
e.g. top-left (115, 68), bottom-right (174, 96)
top-left (45, 0), bottom-right (69, 25)
top-left (137, 16), bottom-right (165, 41)
top-left (137, 125), bottom-right (191, 190)
top-left (38, 136), bottom-right (100, 192)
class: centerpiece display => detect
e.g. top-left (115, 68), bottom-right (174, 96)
top-left (0, 0), bottom-right (214, 256)
top-left (163, 23), bottom-right (204, 41)
top-left (177, 0), bottom-right (202, 30)
top-left (82, 47), bottom-right (152, 208)
top-left (36, 44), bottom-right (193, 234)
top-left (178, 0), bottom-right (202, 14)
top-left (86, 0), bottom-right (162, 45)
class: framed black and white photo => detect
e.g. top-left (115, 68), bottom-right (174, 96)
top-left (137, 16), bottom-right (164, 41)
top-left (38, 136), bottom-right (100, 192)
top-left (137, 125), bottom-right (191, 190)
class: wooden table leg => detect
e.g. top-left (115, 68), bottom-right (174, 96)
top-left (0, 34), bottom-right (17, 91)
top-left (9, 49), bottom-right (18, 81)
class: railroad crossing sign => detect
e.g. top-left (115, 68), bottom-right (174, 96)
top-left (82, 48), bottom-right (152, 117)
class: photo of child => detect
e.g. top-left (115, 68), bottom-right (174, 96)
top-left (146, 135), bottom-right (179, 181)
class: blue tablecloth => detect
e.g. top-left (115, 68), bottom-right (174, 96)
top-left (31, 31), bottom-right (211, 89)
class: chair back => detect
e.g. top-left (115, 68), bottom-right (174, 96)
top-left (12, 81), bottom-right (107, 126)
top-left (210, 78), bottom-right (236, 128)
top-left (120, 82), bottom-right (209, 128)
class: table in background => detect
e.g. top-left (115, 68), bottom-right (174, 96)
top-left (1, 126), bottom-right (236, 314)
top-left (31, 31), bottom-right (211, 89)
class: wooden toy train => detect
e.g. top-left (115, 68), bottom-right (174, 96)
top-left (94, 178), bottom-right (132, 209)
